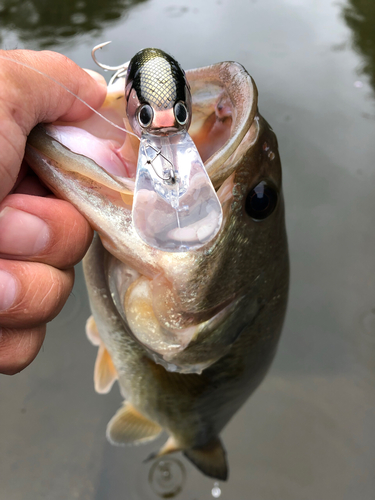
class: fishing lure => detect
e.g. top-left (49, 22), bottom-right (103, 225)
top-left (92, 44), bottom-right (223, 252)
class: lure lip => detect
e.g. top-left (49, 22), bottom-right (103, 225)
top-left (132, 129), bottom-right (223, 252)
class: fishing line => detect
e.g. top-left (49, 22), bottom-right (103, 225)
top-left (0, 54), bottom-right (140, 141)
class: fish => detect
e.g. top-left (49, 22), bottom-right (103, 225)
top-left (25, 49), bottom-right (289, 481)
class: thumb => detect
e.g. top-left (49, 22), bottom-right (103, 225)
top-left (0, 50), bottom-right (108, 200)
top-left (0, 50), bottom-right (107, 128)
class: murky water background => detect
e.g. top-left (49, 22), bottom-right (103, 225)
top-left (1, 0), bottom-right (374, 498)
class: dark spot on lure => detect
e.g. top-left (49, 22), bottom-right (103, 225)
top-left (138, 104), bottom-right (153, 128)
top-left (245, 181), bottom-right (278, 220)
top-left (174, 101), bottom-right (188, 125)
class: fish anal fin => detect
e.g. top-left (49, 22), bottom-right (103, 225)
top-left (157, 436), bottom-right (181, 456)
top-left (94, 344), bottom-right (118, 394)
top-left (86, 315), bottom-right (101, 346)
top-left (144, 436), bottom-right (181, 463)
top-left (183, 437), bottom-right (228, 481)
top-left (107, 402), bottom-right (162, 446)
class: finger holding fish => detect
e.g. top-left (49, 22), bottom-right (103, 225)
top-left (0, 259), bottom-right (73, 375)
top-left (0, 194), bottom-right (93, 268)
top-left (0, 188), bottom-right (93, 376)
top-left (0, 194), bottom-right (92, 374)
top-left (0, 50), bottom-right (108, 374)
top-left (0, 175), bottom-right (93, 376)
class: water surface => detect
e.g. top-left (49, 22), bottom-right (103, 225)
top-left (0, 0), bottom-right (374, 498)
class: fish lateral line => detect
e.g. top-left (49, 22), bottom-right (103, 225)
top-left (0, 53), bottom-right (140, 141)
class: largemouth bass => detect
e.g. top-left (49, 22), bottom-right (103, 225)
top-left (25, 50), bottom-right (289, 480)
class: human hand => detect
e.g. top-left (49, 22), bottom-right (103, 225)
top-left (0, 50), bottom-right (107, 375)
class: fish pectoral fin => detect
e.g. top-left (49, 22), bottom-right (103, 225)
top-left (183, 437), bottom-right (228, 481)
top-left (94, 344), bottom-right (118, 394)
top-left (86, 315), bottom-right (101, 346)
top-left (87, 315), bottom-right (118, 394)
top-left (106, 402), bottom-right (162, 446)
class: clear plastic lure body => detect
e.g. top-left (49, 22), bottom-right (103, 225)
top-left (134, 131), bottom-right (222, 251)
top-left (125, 48), bottom-right (223, 252)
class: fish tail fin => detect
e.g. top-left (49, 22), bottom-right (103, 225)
top-left (183, 437), bottom-right (228, 481)
top-left (146, 436), bottom-right (228, 481)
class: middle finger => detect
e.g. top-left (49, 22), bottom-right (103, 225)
top-left (0, 193), bottom-right (93, 269)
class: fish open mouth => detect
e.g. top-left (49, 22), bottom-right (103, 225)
top-left (45, 76), bottom-right (232, 252)
top-left (27, 61), bottom-right (257, 216)
top-left (26, 61), bottom-right (260, 373)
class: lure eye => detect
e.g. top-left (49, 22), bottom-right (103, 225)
top-left (245, 181), bottom-right (278, 220)
top-left (174, 102), bottom-right (188, 126)
top-left (138, 104), bottom-right (153, 128)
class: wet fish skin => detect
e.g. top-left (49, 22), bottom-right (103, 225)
top-left (26, 61), bottom-right (289, 480)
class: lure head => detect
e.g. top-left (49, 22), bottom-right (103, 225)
top-left (125, 48), bottom-right (192, 137)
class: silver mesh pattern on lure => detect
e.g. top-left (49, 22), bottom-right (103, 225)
top-left (127, 48), bottom-right (187, 110)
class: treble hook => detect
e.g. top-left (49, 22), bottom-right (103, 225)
top-left (145, 144), bottom-right (177, 184)
top-left (91, 41), bottom-right (129, 71)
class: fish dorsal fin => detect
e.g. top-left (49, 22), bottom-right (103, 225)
top-left (94, 344), bottom-right (118, 394)
top-left (106, 402), bottom-right (162, 445)
top-left (183, 437), bottom-right (228, 481)
top-left (86, 315), bottom-right (101, 346)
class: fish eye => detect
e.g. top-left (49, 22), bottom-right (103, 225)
top-left (245, 181), bottom-right (278, 220)
top-left (174, 102), bottom-right (188, 125)
top-left (138, 104), bottom-right (153, 128)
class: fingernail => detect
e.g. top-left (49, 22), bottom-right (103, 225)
top-left (83, 69), bottom-right (107, 91)
top-left (0, 270), bottom-right (17, 311)
top-left (0, 207), bottom-right (50, 256)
